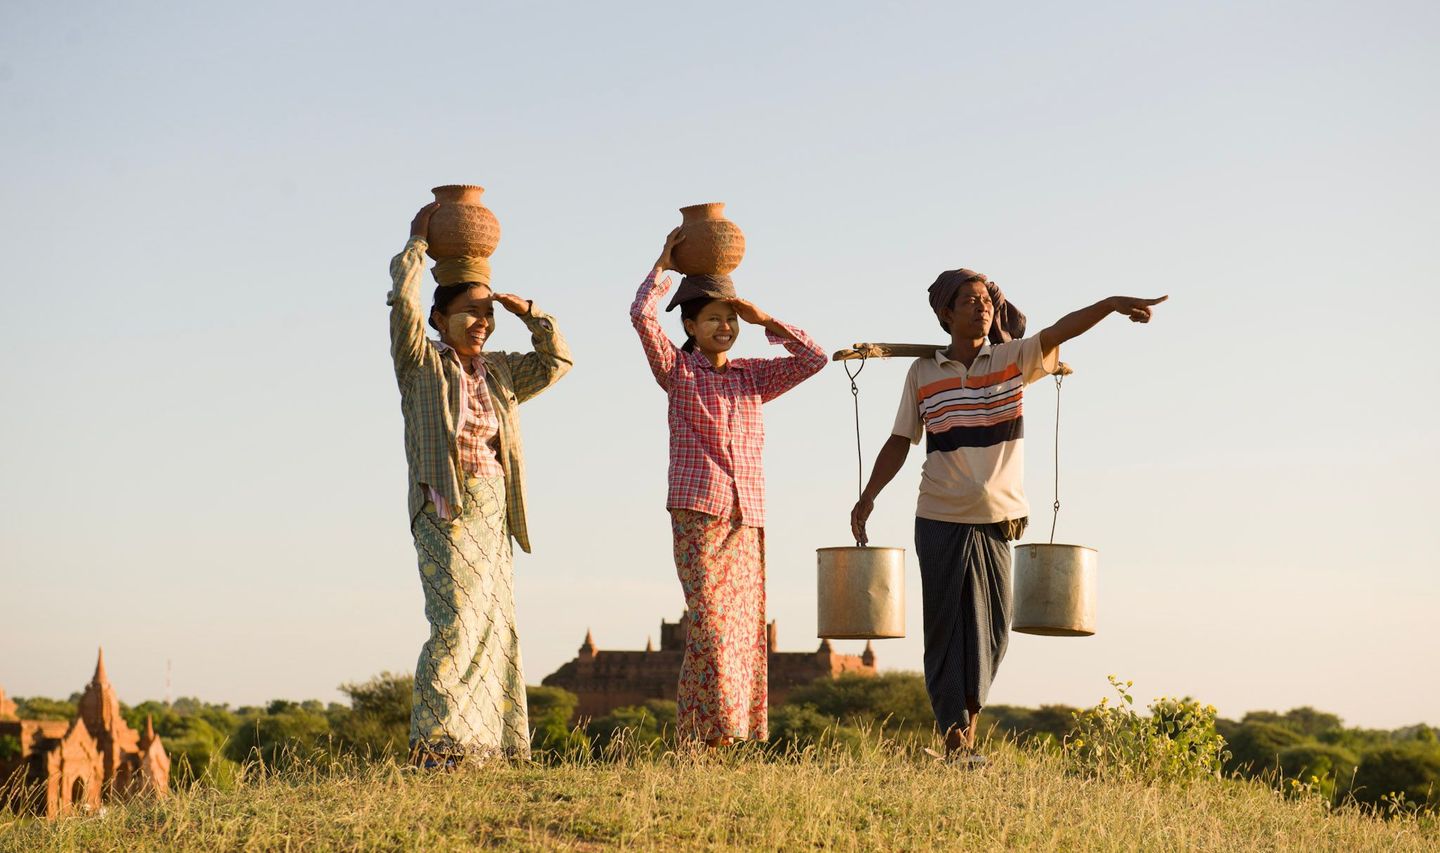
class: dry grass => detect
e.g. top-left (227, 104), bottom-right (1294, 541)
top-left (3, 736), bottom-right (1436, 851)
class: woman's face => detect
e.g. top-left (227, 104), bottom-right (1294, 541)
top-left (685, 299), bottom-right (739, 354)
top-left (435, 285), bottom-right (495, 359)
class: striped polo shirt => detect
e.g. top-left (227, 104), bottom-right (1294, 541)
top-left (891, 336), bottom-right (1059, 524)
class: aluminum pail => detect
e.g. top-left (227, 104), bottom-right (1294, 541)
top-left (817, 546), bottom-right (906, 639)
top-left (1012, 543), bottom-right (1097, 637)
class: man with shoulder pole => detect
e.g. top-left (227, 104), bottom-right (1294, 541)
top-left (849, 268), bottom-right (1166, 763)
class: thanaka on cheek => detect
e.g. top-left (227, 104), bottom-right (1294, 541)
top-left (448, 313), bottom-right (479, 338)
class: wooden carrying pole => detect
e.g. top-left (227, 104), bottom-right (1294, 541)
top-left (832, 342), bottom-right (1073, 375)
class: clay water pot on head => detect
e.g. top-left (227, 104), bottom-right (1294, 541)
top-left (426, 184), bottom-right (501, 261)
top-left (671, 202), bottom-right (746, 276)
top-left (817, 546), bottom-right (906, 639)
top-left (1011, 543), bottom-right (1097, 637)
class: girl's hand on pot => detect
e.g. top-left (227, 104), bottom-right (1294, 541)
top-left (494, 293), bottom-right (531, 316)
top-left (728, 298), bottom-right (772, 326)
top-left (410, 202), bottom-right (440, 240)
top-left (655, 227), bottom-right (684, 271)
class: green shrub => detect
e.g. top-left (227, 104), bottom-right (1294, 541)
top-left (586, 701), bottom-right (676, 756)
top-left (1352, 741), bottom-right (1440, 812)
top-left (1242, 707), bottom-right (1342, 739)
top-left (783, 672), bottom-right (933, 732)
top-left (1064, 676), bottom-right (1227, 785)
top-left (331, 672), bottom-right (412, 759)
top-left (985, 704), bottom-right (1078, 745)
top-left (224, 701), bottom-right (335, 768)
top-left (1225, 721), bottom-right (1307, 776)
top-left (1276, 743), bottom-right (1359, 803)
top-left (767, 704), bottom-right (863, 754)
top-left (13, 697), bottom-right (76, 721)
top-left (527, 686), bottom-right (589, 759)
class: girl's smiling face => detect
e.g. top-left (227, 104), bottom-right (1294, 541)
top-left (685, 299), bottom-right (739, 354)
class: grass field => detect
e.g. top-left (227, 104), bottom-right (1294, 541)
top-left (3, 736), bottom-right (1437, 851)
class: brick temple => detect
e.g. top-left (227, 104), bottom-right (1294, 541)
top-left (542, 612), bottom-right (877, 719)
top-left (0, 650), bottom-right (170, 819)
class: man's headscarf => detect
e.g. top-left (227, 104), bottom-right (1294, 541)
top-left (927, 268), bottom-right (1026, 343)
top-left (666, 274), bottom-right (736, 311)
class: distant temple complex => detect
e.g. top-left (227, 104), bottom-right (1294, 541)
top-left (543, 612), bottom-right (877, 719)
top-left (0, 650), bottom-right (170, 819)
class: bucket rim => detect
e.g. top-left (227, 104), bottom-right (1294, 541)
top-left (815, 545), bottom-right (906, 555)
top-left (1015, 542), bottom-right (1098, 554)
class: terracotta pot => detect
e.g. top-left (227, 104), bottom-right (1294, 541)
top-left (671, 202), bottom-right (745, 276)
top-left (426, 184), bottom-right (501, 261)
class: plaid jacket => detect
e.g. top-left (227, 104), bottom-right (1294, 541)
top-left (387, 237), bottom-right (572, 553)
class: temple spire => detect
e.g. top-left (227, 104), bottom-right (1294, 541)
top-left (93, 646), bottom-right (108, 685)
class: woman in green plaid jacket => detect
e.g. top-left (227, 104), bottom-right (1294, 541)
top-left (387, 203), bottom-right (573, 766)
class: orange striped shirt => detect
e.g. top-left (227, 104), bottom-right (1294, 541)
top-left (891, 337), bottom-right (1058, 524)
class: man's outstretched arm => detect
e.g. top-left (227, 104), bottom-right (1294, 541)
top-left (1038, 295), bottom-right (1169, 357)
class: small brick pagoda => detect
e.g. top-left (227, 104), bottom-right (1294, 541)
top-left (542, 612), bottom-right (877, 719)
top-left (0, 649), bottom-right (170, 819)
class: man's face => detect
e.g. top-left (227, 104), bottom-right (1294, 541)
top-left (434, 285), bottom-right (495, 359)
top-left (942, 280), bottom-right (993, 340)
top-left (685, 299), bottom-right (739, 354)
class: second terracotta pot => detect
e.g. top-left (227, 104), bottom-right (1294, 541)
top-left (671, 202), bottom-right (745, 276)
top-left (426, 184), bottom-right (501, 261)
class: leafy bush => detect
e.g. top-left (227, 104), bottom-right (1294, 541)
top-left (1241, 707), bottom-right (1342, 739)
top-left (224, 700), bottom-right (336, 768)
top-left (13, 697), bottom-right (76, 721)
top-left (1064, 676), bottom-right (1227, 785)
top-left (1276, 743), bottom-right (1359, 803)
top-left (1352, 741), bottom-right (1440, 812)
top-left (586, 701), bottom-right (676, 756)
top-left (985, 704), bottom-right (1078, 745)
top-left (783, 672), bottom-right (933, 732)
top-left (1224, 721), bottom-right (1307, 775)
top-left (767, 704), bottom-right (863, 754)
top-left (331, 672), bottom-right (412, 759)
top-left (527, 686), bottom-right (589, 759)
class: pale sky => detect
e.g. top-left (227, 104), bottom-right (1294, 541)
top-left (1, 1), bottom-right (1436, 728)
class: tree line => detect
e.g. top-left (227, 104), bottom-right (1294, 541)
top-left (6, 672), bottom-right (1436, 813)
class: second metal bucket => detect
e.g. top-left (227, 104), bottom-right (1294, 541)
top-left (816, 546), bottom-right (906, 639)
top-left (1012, 543), bottom-right (1098, 637)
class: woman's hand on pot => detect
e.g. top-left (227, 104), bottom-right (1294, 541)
top-left (410, 202), bottom-right (440, 240)
top-left (494, 293), bottom-right (531, 316)
top-left (850, 497), bottom-right (874, 545)
top-left (728, 298), bottom-right (773, 326)
top-left (654, 227), bottom-right (684, 271)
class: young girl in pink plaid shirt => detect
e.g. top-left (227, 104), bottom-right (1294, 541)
top-left (630, 227), bottom-right (827, 746)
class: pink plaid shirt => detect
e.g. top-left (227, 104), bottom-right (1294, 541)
top-left (630, 270), bottom-right (827, 527)
top-left (426, 341), bottom-right (504, 519)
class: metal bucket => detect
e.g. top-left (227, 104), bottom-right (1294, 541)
top-left (817, 546), bottom-right (906, 639)
top-left (1012, 543), bottom-right (1097, 636)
